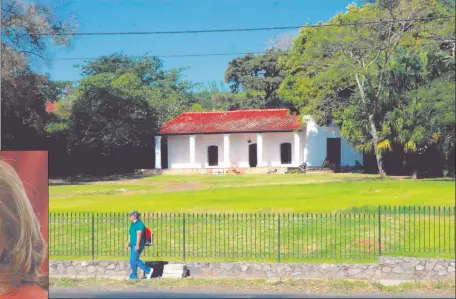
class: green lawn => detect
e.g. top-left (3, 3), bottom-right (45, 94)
top-left (49, 173), bottom-right (455, 213)
top-left (50, 208), bottom-right (455, 263)
top-left (49, 173), bottom-right (455, 262)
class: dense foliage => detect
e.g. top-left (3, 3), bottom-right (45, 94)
top-left (279, 0), bottom-right (455, 176)
top-left (1, 0), bottom-right (454, 176)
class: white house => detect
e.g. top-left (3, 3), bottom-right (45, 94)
top-left (154, 109), bottom-right (363, 170)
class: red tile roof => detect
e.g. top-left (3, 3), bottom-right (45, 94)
top-left (160, 109), bottom-right (301, 134)
top-left (46, 102), bottom-right (56, 113)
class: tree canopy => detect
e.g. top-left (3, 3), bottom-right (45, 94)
top-left (225, 50), bottom-right (296, 110)
top-left (1, 0), bottom-right (75, 148)
top-left (1, 0), bottom-right (454, 177)
top-left (279, 0), bottom-right (455, 176)
top-left (52, 54), bottom-right (194, 154)
top-left (67, 73), bottom-right (158, 153)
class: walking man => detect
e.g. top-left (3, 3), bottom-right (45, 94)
top-left (126, 211), bottom-right (153, 279)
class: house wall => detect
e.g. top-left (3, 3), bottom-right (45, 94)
top-left (302, 116), bottom-right (363, 167)
top-left (228, 133), bottom-right (250, 168)
top-left (166, 116), bottom-right (362, 169)
top-left (167, 132), bottom-right (301, 169)
top-left (263, 132), bottom-right (297, 167)
top-left (166, 135), bottom-right (194, 168)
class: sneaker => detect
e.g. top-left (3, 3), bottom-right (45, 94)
top-left (145, 268), bottom-right (154, 279)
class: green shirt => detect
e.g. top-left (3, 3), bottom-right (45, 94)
top-left (129, 219), bottom-right (145, 249)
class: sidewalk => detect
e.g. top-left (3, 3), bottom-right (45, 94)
top-left (49, 288), bottom-right (456, 299)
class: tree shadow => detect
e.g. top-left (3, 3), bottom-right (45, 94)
top-left (49, 170), bottom-right (164, 185)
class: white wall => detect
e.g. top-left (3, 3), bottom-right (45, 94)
top-left (263, 132), bottom-right (297, 167)
top-left (166, 116), bottom-right (362, 169)
top-left (229, 133), bottom-right (250, 168)
top-left (167, 132), bottom-right (301, 168)
top-left (302, 116), bottom-right (363, 167)
top-left (167, 135), bottom-right (196, 168)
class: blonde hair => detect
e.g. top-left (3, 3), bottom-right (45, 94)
top-left (0, 159), bottom-right (46, 293)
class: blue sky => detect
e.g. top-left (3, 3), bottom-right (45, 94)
top-left (36, 0), bottom-right (357, 87)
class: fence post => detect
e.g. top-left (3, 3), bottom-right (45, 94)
top-left (183, 214), bottom-right (186, 262)
top-left (278, 214), bottom-right (281, 264)
top-left (378, 206), bottom-right (381, 258)
top-left (91, 213), bottom-right (95, 261)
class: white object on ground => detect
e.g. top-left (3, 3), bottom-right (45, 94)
top-left (162, 264), bottom-right (188, 279)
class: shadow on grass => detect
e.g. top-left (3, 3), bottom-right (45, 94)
top-left (420, 178), bottom-right (456, 182)
top-left (49, 171), bottom-right (164, 186)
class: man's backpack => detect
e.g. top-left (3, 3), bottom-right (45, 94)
top-left (144, 227), bottom-right (153, 246)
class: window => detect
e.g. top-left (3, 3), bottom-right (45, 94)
top-left (207, 145), bottom-right (218, 166)
top-left (280, 143), bottom-right (292, 164)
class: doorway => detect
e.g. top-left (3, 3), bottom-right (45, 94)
top-left (249, 143), bottom-right (257, 167)
top-left (327, 138), bottom-right (341, 170)
top-left (280, 142), bottom-right (292, 164)
top-left (207, 145), bottom-right (218, 166)
top-left (161, 136), bottom-right (168, 169)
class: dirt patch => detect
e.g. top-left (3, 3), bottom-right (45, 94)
top-left (165, 183), bottom-right (203, 192)
top-left (90, 179), bottom-right (147, 185)
top-left (357, 238), bottom-right (377, 248)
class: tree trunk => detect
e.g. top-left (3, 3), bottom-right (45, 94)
top-left (368, 113), bottom-right (386, 177)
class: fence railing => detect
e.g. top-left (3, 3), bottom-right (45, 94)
top-left (49, 206), bottom-right (455, 262)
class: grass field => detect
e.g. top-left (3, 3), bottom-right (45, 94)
top-left (49, 173), bottom-right (455, 262)
top-left (49, 173), bottom-right (455, 213)
top-left (50, 208), bottom-right (455, 263)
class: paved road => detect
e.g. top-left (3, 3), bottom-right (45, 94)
top-left (49, 289), bottom-right (456, 299)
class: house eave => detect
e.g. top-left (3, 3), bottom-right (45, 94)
top-left (157, 129), bottom-right (300, 136)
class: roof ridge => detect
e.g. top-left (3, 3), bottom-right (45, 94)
top-left (182, 108), bottom-right (289, 114)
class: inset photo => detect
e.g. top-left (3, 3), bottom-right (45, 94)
top-left (0, 151), bottom-right (48, 299)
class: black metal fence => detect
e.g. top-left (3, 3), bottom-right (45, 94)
top-left (49, 206), bottom-right (455, 262)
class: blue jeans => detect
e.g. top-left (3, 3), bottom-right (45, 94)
top-left (129, 248), bottom-right (151, 279)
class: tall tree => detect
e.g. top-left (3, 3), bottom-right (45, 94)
top-left (1, 0), bottom-right (74, 148)
top-left (63, 54), bottom-right (195, 154)
top-left (78, 53), bottom-right (164, 85)
top-left (225, 49), bottom-right (295, 110)
top-left (71, 54), bottom-right (195, 127)
top-left (68, 73), bottom-right (159, 154)
top-left (279, 0), bottom-right (452, 176)
top-left (382, 47), bottom-right (455, 176)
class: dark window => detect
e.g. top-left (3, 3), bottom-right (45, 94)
top-left (280, 143), bottom-right (292, 164)
top-left (249, 143), bottom-right (257, 167)
top-left (208, 145), bottom-right (218, 166)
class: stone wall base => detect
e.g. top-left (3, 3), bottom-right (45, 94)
top-left (49, 257), bottom-right (455, 281)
